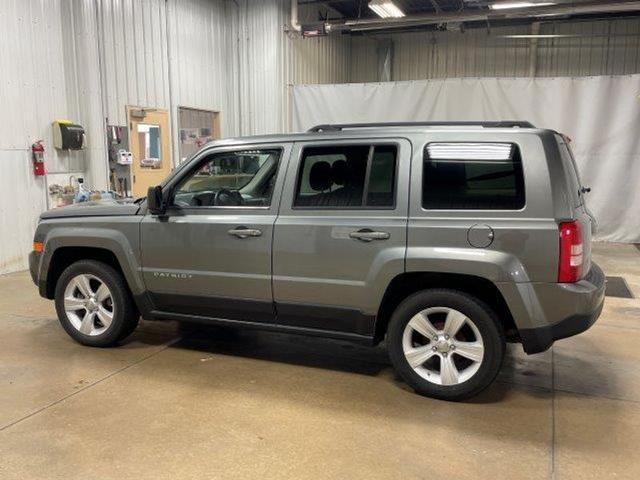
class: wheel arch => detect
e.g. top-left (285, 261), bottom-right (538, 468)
top-left (38, 227), bottom-right (146, 300)
top-left (374, 272), bottom-right (518, 344)
top-left (45, 247), bottom-right (125, 299)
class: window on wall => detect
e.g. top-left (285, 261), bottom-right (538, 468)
top-left (422, 142), bottom-right (525, 210)
top-left (178, 107), bottom-right (220, 164)
top-left (294, 144), bottom-right (397, 208)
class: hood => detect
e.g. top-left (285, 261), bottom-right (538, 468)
top-left (40, 199), bottom-right (141, 219)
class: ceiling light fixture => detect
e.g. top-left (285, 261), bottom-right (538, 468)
top-left (489, 1), bottom-right (555, 10)
top-left (368, 0), bottom-right (405, 18)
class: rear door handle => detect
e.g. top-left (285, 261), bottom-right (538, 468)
top-left (228, 227), bottom-right (262, 239)
top-left (349, 229), bottom-right (390, 242)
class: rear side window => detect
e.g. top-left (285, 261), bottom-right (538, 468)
top-left (423, 142), bottom-right (525, 210)
top-left (294, 144), bottom-right (397, 208)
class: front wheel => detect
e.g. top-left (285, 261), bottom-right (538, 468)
top-left (387, 289), bottom-right (505, 401)
top-left (54, 260), bottom-right (139, 347)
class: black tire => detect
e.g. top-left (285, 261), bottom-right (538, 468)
top-left (54, 260), bottom-right (139, 347)
top-left (387, 289), bottom-right (505, 401)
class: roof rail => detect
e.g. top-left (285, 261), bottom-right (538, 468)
top-left (308, 121), bottom-right (535, 132)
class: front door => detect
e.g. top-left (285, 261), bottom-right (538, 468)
top-left (140, 143), bottom-right (291, 322)
top-left (272, 139), bottom-right (411, 337)
top-left (128, 107), bottom-right (172, 197)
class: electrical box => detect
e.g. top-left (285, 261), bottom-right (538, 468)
top-left (52, 119), bottom-right (85, 150)
top-left (116, 149), bottom-right (132, 165)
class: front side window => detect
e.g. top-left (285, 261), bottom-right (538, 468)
top-left (172, 149), bottom-right (281, 207)
top-left (294, 144), bottom-right (397, 208)
top-left (423, 142), bottom-right (525, 210)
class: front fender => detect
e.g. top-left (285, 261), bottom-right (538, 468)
top-left (38, 223), bottom-right (144, 297)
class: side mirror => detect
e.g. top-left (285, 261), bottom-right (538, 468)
top-left (147, 185), bottom-right (166, 215)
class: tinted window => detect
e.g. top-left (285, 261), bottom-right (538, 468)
top-left (555, 135), bottom-right (583, 207)
top-left (294, 145), bottom-right (397, 208)
top-left (172, 149), bottom-right (281, 207)
top-left (367, 145), bottom-right (396, 207)
top-left (423, 142), bottom-right (524, 210)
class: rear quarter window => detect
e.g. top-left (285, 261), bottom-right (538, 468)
top-left (422, 142), bottom-right (525, 210)
top-left (555, 135), bottom-right (583, 208)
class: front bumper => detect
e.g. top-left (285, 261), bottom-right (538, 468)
top-left (517, 262), bottom-right (606, 354)
top-left (29, 251), bottom-right (40, 286)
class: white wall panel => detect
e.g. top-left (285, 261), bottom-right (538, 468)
top-left (236, 0), bottom-right (288, 134)
top-left (62, 0), bottom-right (107, 191)
top-left (166, 0), bottom-right (238, 163)
top-left (234, 0), bottom-right (290, 135)
top-left (167, 0), bottom-right (233, 118)
top-left (0, 151), bottom-right (48, 273)
top-left (233, 0), bottom-right (352, 135)
top-left (96, 0), bottom-right (170, 125)
top-left (0, 0), bottom-right (84, 273)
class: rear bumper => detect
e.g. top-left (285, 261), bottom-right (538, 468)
top-left (517, 262), bottom-right (605, 354)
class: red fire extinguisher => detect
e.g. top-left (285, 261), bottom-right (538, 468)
top-left (32, 140), bottom-right (45, 176)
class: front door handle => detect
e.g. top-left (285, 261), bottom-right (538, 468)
top-left (228, 227), bottom-right (262, 239)
top-left (349, 229), bottom-right (390, 242)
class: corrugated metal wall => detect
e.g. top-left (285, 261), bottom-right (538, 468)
top-left (166, 0), bottom-right (238, 165)
top-left (234, 0), bottom-right (289, 135)
top-left (353, 17), bottom-right (640, 82)
top-left (391, 26), bottom-right (533, 80)
top-left (96, 0), bottom-right (170, 125)
top-left (229, 0), bottom-right (352, 135)
top-left (0, 0), bottom-right (81, 273)
top-left (537, 18), bottom-right (640, 76)
top-left (350, 36), bottom-right (378, 83)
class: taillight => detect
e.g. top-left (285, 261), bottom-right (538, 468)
top-left (558, 221), bottom-right (583, 283)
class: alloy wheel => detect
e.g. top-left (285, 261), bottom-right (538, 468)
top-left (402, 306), bottom-right (485, 386)
top-left (63, 274), bottom-right (115, 336)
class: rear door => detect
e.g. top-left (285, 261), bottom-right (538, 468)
top-left (272, 138), bottom-right (411, 337)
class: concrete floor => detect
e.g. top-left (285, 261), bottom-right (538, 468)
top-left (0, 243), bottom-right (639, 479)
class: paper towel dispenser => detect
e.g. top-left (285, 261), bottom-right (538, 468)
top-left (52, 120), bottom-right (85, 150)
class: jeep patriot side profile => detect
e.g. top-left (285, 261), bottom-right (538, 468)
top-left (30, 122), bottom-right (605, 401)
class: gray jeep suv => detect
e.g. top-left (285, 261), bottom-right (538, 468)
top-left (30, 122), bottom-right (605, 400)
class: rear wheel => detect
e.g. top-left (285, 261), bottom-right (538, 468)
top-left (387, 289), bottom-right (505, 401)
top-left (54, 260), bottom-right (139, 347)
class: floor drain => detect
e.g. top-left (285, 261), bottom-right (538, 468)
top-left (605, 276), bottom-right (634, 299)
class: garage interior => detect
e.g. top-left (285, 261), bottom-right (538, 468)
top-left (1, 0), bottom-right (640, 479)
